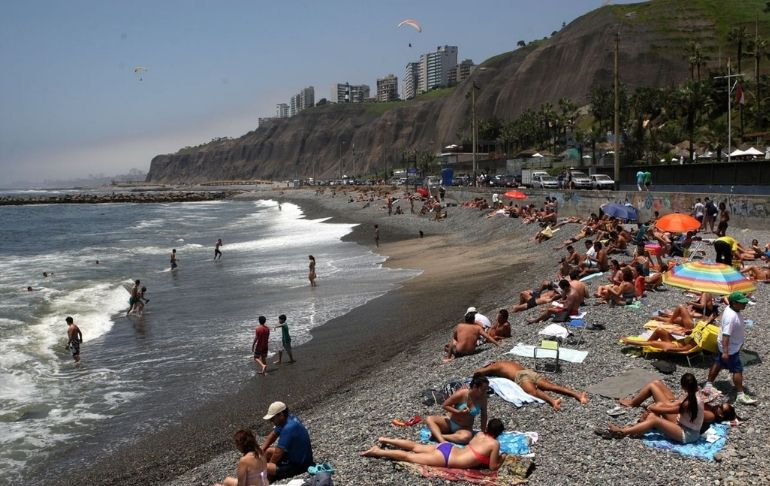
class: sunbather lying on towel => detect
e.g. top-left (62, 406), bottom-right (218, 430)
top-left (361, 418), bottom-right (506, 471)
top-left (525, 280), bottom-right (579, 324)
top-left (651, 303), bottom-right (718, 330)
top-left (741, 265), bottom-right (770, 282)
top-left (599, 373), bottom-right (734, 443)
top-left (510, 283), bottom-right (561, 313)
top-left (620, 328), bottom-right (697, 352)
top-left (474, 360), bottom-right (588, 411)
top-left (425, 375), bottom-right (489, 444)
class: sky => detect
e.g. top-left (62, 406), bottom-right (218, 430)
top-left (0, 0), bottom-right (639, 184)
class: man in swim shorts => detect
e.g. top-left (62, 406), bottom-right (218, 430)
top-left (444, 313), bottom-right (499, 362)
top-left (214, 238), bottom-right (223, 261)
top-left (474, 360), bottom-right (588, 411)
top-left (252, 316), bottom-right (270, 375)
top-left (65, 316), bottom-right (83, 363)
top-left (525, 280), bottom-right (579, 324)
top-left (126, 279), bottom-right (141, 316)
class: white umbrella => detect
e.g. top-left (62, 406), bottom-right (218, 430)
top-left (730, 149), bottom-right (746, 157)
top-left (743, 147), bottom-right (763, 156)
top-left (532, 152), bottom-right (544, 158)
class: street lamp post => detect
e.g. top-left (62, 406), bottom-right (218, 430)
top-left (338, 139), bottom-right (347, 180)
top-left (714, 60), bottom-right (742, 163)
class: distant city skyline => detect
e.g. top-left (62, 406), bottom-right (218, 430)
top-left (0, 0), bottom-right (638, 184)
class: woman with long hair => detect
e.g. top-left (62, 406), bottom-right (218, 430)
top-left (308, 255), bottom-right (317, 287)
top-left (216, 429), bottom-right (268, 486)
top-left (599, 374), bottom-right (732, 443)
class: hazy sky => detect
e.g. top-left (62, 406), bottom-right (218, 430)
top-left (0, 0), bottom-right (638, 184)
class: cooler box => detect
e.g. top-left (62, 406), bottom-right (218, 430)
top-left (691, 321), bottom-right (719, 354)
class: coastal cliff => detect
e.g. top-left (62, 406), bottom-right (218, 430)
top-left (146, 0), bottom-right (762, 183)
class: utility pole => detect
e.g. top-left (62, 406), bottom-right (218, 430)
top-left (468, 82), bottom-right (480, 187)
top-left (338, 139), bottom-right (346, 180)
top-left (714, 60), bottom-right (742, 163)
top-left (613, 31), bottom-right (620, 190)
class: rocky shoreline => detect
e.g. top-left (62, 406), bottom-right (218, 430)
top-left (0, 190), bottom-right (236, 206)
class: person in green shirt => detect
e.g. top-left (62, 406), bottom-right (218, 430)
top-left (643, 171), bottom-right (652, 191)
top-left (273, 314), bottom-right (295, 364)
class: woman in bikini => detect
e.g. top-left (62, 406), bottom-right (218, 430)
top-left (425, 375), bottom-right (489, 445)
top-left (216, 429), bottom-right (268, 486)
top-left (599, 373), bottom-right (711, 444)
top-left (361, 418), bottom-right (506, 471)
top-left (308, 255), bottom-right (317, 287)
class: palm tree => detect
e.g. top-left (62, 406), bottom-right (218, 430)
top-left (747, 35), bottom-right (769, 129)
top-left (686, 41), bottom-right (709, 81)
top-left (728, 26), bottom-right (748, 73)
top-left (673, 81), bottom-right (709, 163)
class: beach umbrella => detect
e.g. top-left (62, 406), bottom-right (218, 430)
top-left (416, 187), bottom-right (429, 197)
top-left (663, 261), bottom-right (756, 295)
top-left (503, 190), bottom-right (527, 200)
top-left (600, 203), bottom-right (638, 221)
top-left (655, 213), bottom-right (701, 233)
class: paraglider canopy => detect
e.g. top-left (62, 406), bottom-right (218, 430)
top-left (133, 66), bottom-right (148, 81)
top-left (397, 19), bottom-right (422, 32)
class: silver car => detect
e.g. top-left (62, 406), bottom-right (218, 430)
top-left (590, 174), bottom-right (615, 190)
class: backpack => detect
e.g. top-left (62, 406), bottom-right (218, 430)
top-left (706, 201), bottom-right (718, 217)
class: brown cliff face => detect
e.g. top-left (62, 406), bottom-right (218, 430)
top-left (145, 1), bottom-right (741, 183)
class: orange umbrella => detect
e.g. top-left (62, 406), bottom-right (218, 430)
top-left (503, 190), bottom-right (527, 200)
top-left (655, 213), bottom-right (701, 233)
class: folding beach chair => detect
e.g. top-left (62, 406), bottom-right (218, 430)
top-left (534, 339), bottom-right (560, 373)
top-left (567, 318), bottom-right (587, 346)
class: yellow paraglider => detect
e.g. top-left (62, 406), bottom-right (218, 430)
top-left (133, 66), bottom-right (148, 81)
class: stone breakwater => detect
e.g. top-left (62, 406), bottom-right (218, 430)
top-left (0, 191), bottom-right (236, 206)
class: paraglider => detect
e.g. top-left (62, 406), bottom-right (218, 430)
top-left (397, 19), bottom-right (422, 48)
top-left (133, 66), bottom-right (148, 81)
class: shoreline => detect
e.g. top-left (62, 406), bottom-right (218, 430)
top-left (50, 188), bottom-right (528, 485)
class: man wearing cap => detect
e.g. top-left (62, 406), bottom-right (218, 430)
top-left (466, 306), bottom-right (492, 343)
top-left (704, 291), bottom-right (757, 405)
top-left (261, 401), bottom-right (314, 481)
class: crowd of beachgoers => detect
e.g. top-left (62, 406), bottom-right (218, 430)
top-left (171, 185), bottom-right (769, 486)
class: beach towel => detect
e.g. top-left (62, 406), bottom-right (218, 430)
top-left (538, 324), bottom-right (570, 339)
top-left (394, 454), bottom-right (533, 485)
top-left (579, 272), bottom-right (606, 282)
top-left (587, 368), bottom-right (662, 399)
top-left (642, 423), bottom-right (729, 461)
top-left (419, 427), bottom-right (532, 456)
top-left (508, 343), bottom-right (588, 363)
top-left (487, 377), bottom-right (545, 407)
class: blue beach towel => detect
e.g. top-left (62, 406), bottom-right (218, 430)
top-left (418, 427), bottom-right (531, 456)
top-left (641, 423), bottom-right (729, 461)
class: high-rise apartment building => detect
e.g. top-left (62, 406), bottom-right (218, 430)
top-left (276, 103), bottom-right (289, 118)
top-left (330, 83), bottom-right (371, 103)
top-left (288, 86), bottom-right (315, 116)
top-left (402, 62), bottom-right (420, 100)
top-left (376, 74), bottom-right (399, 102)
top-left (454, 59), bottom-right (475, 84)
top-left (418, 45), bottom-right (458, 94)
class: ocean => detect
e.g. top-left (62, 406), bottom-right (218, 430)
top-left (0, 197), bottom-right (418, 481)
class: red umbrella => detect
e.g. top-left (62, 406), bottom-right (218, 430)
top-left (415, 187), bottom-right (429, 197)
top-left (503, 190), bottom-right (527, 200)
top-left (656, 213), bottom-right (701, 233)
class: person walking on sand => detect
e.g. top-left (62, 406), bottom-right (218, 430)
top-left (374, 224), bottom-right (380, 247)
top-left (273, 314), bottom-right (295, 364)
top-left (252, 316), bottom-right (270, 375)
top-left (127, 279), bottom-right (141, 316)
top-left (170, 249), bottom-right (178, 271)
top-left (308, 255), bottom-right (316, 287)
top-left (65, 316), bottom-right (83, 363)
top-left (214, 238), bottom-right (223, 261)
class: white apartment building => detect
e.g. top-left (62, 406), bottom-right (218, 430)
top-left (402, 62), bottom-right (419, 100)
top-left (276, 103), bottom-right (289, 118)
top-left (289, 86), bottom-right (315, 116)
top-left (330, 83), bottom-right (371, 103)
top-left (418, 45), bottom-right (458, 94)
top-left (376, 74), bottom-right (399, 102)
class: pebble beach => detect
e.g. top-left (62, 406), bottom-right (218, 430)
top-left (50, 186), bottom-right (768, 485)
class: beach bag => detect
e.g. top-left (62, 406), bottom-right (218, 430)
top-left (442, 379), bottom-right (466, 398)
top-left (691, 321), bottom-right (720, 354)
top-left (421, 389), bottom-right (446, 406)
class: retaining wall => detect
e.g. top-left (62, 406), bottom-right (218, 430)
top-left (445, 187), bottom-right (770, 230)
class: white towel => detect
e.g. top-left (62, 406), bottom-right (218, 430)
top-left (538, 324), bottom-right (570, 339)
top-left (508, 343), bottom-right (589, 363)
top-left (487, 377), bottom-right (545, 407)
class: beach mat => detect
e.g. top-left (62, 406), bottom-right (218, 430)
top-left (642, 423), bottom-right (729, 461)
top-left (419, 427), bottom-right (532, 456)
top-left (395, 454), bottom-right (533, 485)
top-left (508, 343), bottom-right (588, 363)
top-left (587, 368), bottom-right (663, 399)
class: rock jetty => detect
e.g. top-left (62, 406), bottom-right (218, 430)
top-left (0, 191), bottom-right (235, 206)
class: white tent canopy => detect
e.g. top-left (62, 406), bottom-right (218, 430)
top-left (743, 147), bottom-right (764, 156)
top-left (729, 149), bottom-right (745, 157)
top-left (532, 152), bottom-right (544, 158)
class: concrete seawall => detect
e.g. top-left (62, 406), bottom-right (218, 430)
top-left (446, 187), bottom-right (770, 230)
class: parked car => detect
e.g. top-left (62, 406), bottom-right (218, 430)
top-left (590, 174), bottom-right (615, 189)
top-left (566, 170), bottom-right (592, 189)
top-left (534, 175), bottom-right (559, 189)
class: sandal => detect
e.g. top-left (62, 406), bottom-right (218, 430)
top-left (405, 415), bottom-right (422, 426)
top-left (606, 406), bottom-right (626, 417)
top-left (391, 418), bottom-right (407, 427)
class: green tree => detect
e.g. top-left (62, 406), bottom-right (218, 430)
top-left (517, 40), bottom-right (526, 47)
top-left (746, 35), bottom-right (769, 129)
top-left (728, 26), bottom-right (748, 74)
top-left (672, 81), bottom-right (709, 163)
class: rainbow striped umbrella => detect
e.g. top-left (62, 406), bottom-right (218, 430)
top-left (663, 261), bottom-right (756, 295)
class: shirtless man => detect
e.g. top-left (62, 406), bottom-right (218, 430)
top-left (444, 313), bottom-right (499, 362)
top-left (214, 238), bottom-right (223, 261)
top-left (526, 280), bottom-right (580, 324)
top-left (474, 360), bottom-right (588, 411)
top-left (126, 279), bottom-right (141, 316)
top-left (741, 265), bottom-right (770, 282)
top-left (170, 249), bottom-right (178, 270)
top-left (488, 309), bottom-right (511, 339)
top-left (568, 269), bottom-right (589, 305)
top-left (65, 316), bottom-right (83, 363)
top-left (511, 284), bottom-right (560, 313)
